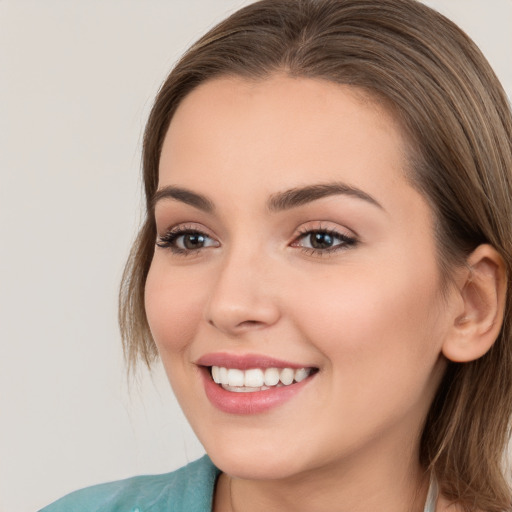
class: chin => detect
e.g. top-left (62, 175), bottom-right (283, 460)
top-left (197, 427), bottom-right (317, 481)
top-left (208, 448), bottom-right (306, 481)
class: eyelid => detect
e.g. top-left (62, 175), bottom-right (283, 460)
top-left (292, 221), bottom-right (357, 240)
top-left (290, 222), bottom-right (358, 255)
top-left (156, 221), bottom-right (213, 238)
top-left (155, 222), bottom-right (220, 254)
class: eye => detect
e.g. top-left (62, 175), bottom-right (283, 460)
top-left (291, 228), bottom-right (357, 254)
top-left (156, 227), bottom-right (219, 254)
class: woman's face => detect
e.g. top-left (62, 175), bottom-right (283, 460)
top-left (145, 75), bottom-right (456, 480)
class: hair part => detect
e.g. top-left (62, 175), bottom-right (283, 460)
top-left (119, 0), bottom-right (512, 509)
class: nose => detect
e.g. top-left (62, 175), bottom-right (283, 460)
top-left (204, 248), bottom-right (281, 336)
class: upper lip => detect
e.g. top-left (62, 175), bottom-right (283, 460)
top-left (195, 352), bottom-right (315, 370)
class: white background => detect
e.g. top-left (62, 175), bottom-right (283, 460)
top-left (1, 1), bottom-right (511, 511)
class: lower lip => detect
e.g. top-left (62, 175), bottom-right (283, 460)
top-left (200, 367), bottom-right (314, 414)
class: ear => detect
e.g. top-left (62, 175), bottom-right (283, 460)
top-left (442, 244), bottom-right (507, 363)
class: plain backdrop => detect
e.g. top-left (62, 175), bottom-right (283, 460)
top-left (1, 1), bottom-right (511, 511)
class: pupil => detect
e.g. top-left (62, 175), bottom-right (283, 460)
top-left (184, 233), bottom-right (205, 249)
top-left (311, 232), bottom-right (333, 249)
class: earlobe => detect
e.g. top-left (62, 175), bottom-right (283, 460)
top-left (442, 244), bottom-right (507, 363)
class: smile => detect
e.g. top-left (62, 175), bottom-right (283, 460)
top-left (196, 353), bottom-right (318, 414)
top-left (211, 366), bottom-right (312, 392)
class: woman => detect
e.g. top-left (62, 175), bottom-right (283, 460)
top-left (40, 0), bottom-right (512, 510)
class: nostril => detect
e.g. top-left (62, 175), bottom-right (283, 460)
top-left (205, 299), bottom-right (281, 335)
top-left (235, 320), bottom-right (267, 331)
top-left (208, 318), bottom-right (262, 329)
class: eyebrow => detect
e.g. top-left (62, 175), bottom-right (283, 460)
top-left (152, 182), bottom-right (383, 213)
top-left (152, 186), bottom-right (215, 213)
top-left (267, 182), bottom-right (383, 212)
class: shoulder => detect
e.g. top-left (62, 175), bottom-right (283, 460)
top-left (38, 455), bottom-right (220, 512)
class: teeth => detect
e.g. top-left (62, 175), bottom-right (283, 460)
top-left (227, 369), bottom-right (245, 387)
top-left (244, 368), bottom-right (264, 387)
top-left (212, 365), bottom-right (220, 384)
top-left (294, 368), bottom-right (309, 382)
top-left (210, 366), bottom-right (313, 390)
top-left (219, 367), bottom-right (228, 385)
top-left (264, 368), bottom-right (280, 386)
top-left (280, 368), bottom-right (294, 385)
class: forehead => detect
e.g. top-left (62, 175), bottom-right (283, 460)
top-left (159, 74), bottom-right (412, 211)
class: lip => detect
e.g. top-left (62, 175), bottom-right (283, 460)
top-left (196, 352), bottom-right (317, 415)
top-left (196, 352), bottom-right (310, 370)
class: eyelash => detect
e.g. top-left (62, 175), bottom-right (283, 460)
top-left (155, 225), bottom-right (357, 256)
top-left (156, 225), bottom-right (217, 256)
top-left (291, 226), bottom-right (357, 256)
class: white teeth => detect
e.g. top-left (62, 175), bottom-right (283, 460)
top-left (227, 368), bottom-right (245, 387)
top-left (279, 368), bottom-right (294, 385)
top-left (210, 366), bottom-right (313, 390)
top-left (223, 385), bottom-right (271, 393)
top-left (294, 368), bottom-right (309, 382)
top-left (244, 368), bottom-right (264, 387)
top-left (211, 365), bottom-right (220, 384)
top-left (264, 367), bottom-right (280, 386)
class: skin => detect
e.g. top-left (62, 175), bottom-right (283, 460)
top-left (145, 75), bottom-right (469, 511)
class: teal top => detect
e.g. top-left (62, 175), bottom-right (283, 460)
top-left (38, 456), bottom-right (221, 512)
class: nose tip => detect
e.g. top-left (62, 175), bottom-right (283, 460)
top-left (206, 298), bottom-right (281, 336)
top-left (204, 267), bottom-right (281, 336)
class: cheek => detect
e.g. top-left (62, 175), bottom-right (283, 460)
top-left (144, 261), bottom-right (205, 355)
top-left (289, 261), bottom-right (445, 377)
top-left (288, 265), bottom-right (447, 435)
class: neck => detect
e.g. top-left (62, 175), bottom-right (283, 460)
top-left (214, 438), bottom-right (431, 512)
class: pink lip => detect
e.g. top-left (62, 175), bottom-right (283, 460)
top-left (196, 352), bottom-right (309, 370)
top-left (196, 353), bottom-right (317, 415)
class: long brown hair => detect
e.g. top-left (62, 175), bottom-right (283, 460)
top-left (119, 0), bottom-right (512, 509)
